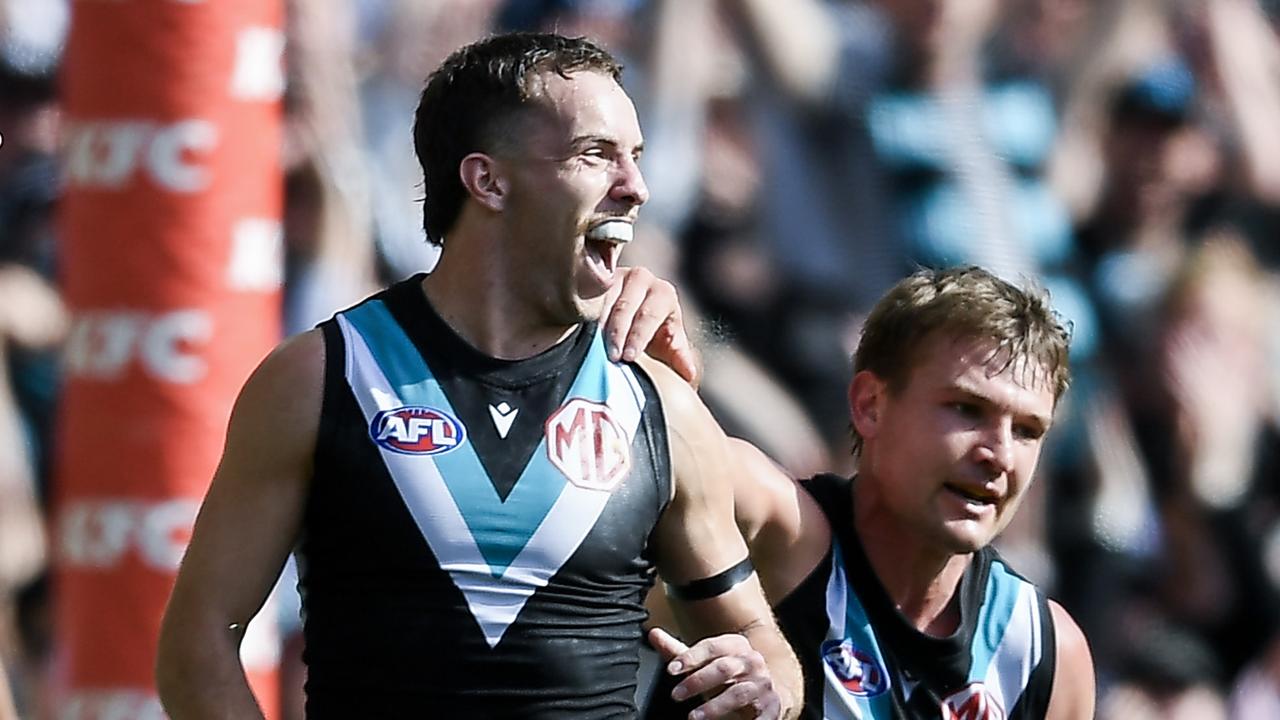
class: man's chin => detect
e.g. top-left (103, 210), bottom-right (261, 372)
top-left (938, 521), bottom-right (994, 555)
top-left (574, 296), bottom-right (608, 323)
top-left (570, 285), bottom-right (611, 323)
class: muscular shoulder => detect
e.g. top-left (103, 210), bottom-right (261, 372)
top-left (633, 355), bottom-right (724, 483)
top-left (634, 354), bottom-right (707, 433)
top-left (636, 355), bottom-right (829, 602)
top-left (241, 330), bottom-right (325, 406)
top-left (224, 329), bottom-right (327, 464)
top-left (1046, 600), bottom-right (1096, 720)
top-left (730, 441), bottom-right (829, 602)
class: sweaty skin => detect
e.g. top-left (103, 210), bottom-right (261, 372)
top-left (156, 58), bottom-right (793, 719)
top-left (648, 331), bottom-right (1096, 719)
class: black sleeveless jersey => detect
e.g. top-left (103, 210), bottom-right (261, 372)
top-left (297, 276), bottom-right (673, 718)
top-left (775, 474), bottom-right (1056, 719)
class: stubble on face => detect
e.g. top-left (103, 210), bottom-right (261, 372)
top-left (860, 335), bottom-right (1056, 558)
top-left (497, 71), bottom-right (645, 328)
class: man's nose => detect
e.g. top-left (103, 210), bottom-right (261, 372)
top-left (976, 420), bottom-right (1015, 476)
top-left (611, 155), bottom-right (649, 207)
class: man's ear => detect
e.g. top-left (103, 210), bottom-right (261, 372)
top-left (459, 152), bottom-right (508, 212)
top-left (849, 370), bottom-right (887, 442)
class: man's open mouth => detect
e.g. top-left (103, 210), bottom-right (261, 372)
top-left (585, 219), bottom-right (634, 244)
top-left (943, 483), bottom-right (999, 505)
top-left (583, 220), bottom-right (632, 282)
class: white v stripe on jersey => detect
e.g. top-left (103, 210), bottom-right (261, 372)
top-left (978, 572), bottom-right (1042, 713)
top-left (823, 548), bottom-right (862, 719)
top-left (337, 313), bottom-right (644, 648)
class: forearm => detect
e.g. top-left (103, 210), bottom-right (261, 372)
top-left (740, 619), bottom-right (804, 719)
top-left (156, 622), bottom-right (266, 720)
top-left (724, 0), bottom-right (841, 104)
top-left (1205, 0), bottom-right (1280, 202)
top-left (0, 655), bottom-right (17, 720)
top-left (671, 582), bottom-right (805, 719)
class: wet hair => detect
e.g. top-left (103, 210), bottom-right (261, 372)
top-left (851, 266), bottom-right (1072, 456)
top-left (412, 32), bottom-right (623, 246)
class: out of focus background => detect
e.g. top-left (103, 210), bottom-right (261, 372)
top-left (1, 0), bottom-right (1279, 718)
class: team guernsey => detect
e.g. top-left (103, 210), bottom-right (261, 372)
top-left (298, 275), bottom-right (672, 718)
top-left (776, 475), bottom-right (1056, 720)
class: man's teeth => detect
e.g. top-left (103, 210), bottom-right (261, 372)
top-left (586, 220), bottom-right (633, 244)
top-left (948, 485), bottom-right (996, 503)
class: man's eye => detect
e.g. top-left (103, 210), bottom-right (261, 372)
top-left (1014, 424), bottom-right (1045, 441)
top-left (948, 402), bottom-right (981, 419)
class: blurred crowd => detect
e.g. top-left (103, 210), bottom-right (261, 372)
top-left (3, 0), bottom-right (1280, 718)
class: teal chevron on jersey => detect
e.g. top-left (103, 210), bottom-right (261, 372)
top-left (969, 561), bottom-right (1044, 713)
top-left (822, 542), bottom-right (894, 719)
top-left (345, 300), bottom-right (565, 576)
top-left (344, 300), bottom-right (551, 574)
top-left (336, 299), bottom-right (645, 647)
top-left (971, 559), bottom-right (1023, 675)
top-left (815, 544), bottom-right (1045, 718)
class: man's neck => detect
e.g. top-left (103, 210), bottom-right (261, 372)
top-left (421, 247), bottom-right (576, 361)
top-left (852, 480), bottom-right (972, 636)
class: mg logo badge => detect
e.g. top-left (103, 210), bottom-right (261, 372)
top-left (941, 682), bottom-right (1005, 720)
top-left (546, 398), bottom-right (631, 492)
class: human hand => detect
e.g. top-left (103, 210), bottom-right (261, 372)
top-left (0, 264), bottom-right (68, 349)
top-left (648, 627), bottom-right (781, 720)
top-left (604, 267), bottom-right (701, 387)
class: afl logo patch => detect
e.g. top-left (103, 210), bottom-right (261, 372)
top-left (370, 406), bottom-right (466, 455)
top-left (546, 398), bottom-right (631, 492)
top-left (820, 639), bottom-right (889, 697)
top-left (941, 682), bottom-right (1005, 720)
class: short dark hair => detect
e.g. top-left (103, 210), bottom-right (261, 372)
top-left (852, 266), bottom-right (1073, 456)
top-left (412, 32), bottom-right (623, 246)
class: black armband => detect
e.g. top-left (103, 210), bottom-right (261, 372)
top-left (668, 557), bottom-right (755, 601)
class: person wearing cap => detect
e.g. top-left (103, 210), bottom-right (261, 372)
top-left (155, 32), bottom-right (801, 719)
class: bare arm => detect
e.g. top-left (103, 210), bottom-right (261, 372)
top-left (0, 656), bottom-right (16, 720)
top-left (1045, 600), bottom-right (1096, 720)
top-left (640, 356), bottom-right (803, 719)
top-left (1202, 0), bottom-right (1280, 203)
top-left (723, 0), bottom-right (842, 104)
top-left (155, 330), bottom-right (324, 718)
top-left (728, 439), bottom-right (830, 603)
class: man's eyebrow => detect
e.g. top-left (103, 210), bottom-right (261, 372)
top-left (948, 384), bottom-right (1052, 429)
top-left (569, 135), bottom-right (644, 154)
top-left (570, 134), bottom-right (614, 147)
